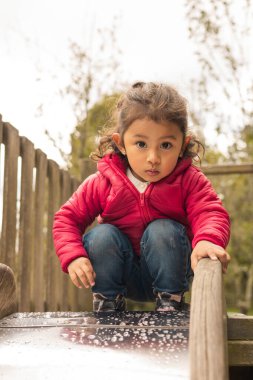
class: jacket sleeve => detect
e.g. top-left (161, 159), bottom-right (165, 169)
top-left (53, 173), bottom-right (104, 272)
top-left (183, 167), bottom-right (230, 249)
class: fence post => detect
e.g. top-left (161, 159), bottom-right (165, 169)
top-left (81, 158), bottom-right (96, 180)
top-left (46, 160), bottom-right (61, 311)
top-left (189, 258), bottom-right (228, 380)
top-left (60, 170), bottom-right (72, 310)
top-left (66, 177), bottom-right (80, 311)
top-left (0, 123), bottom-right (19, 271)
top-left (0, 116), bottom-right (3, 254)
top-left (0, 115), bottom-right (2, 143)
top-left (18, 137), bottom-right (35, 312)
top-left (33, 149), bottom-right (48, 311)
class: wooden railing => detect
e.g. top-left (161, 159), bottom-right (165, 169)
top-left (202, 163), bottom-right (253, 175)
top-left (189, 259), bottom-right (253, 379)
top-left (189, 259), bottom-right (228, 379)
top-left (0, 116), bottom-right (92, 312)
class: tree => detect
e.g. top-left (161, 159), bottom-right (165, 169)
top-left (184, 0), bottom-right (253, 313)
top-left (69, 93), bottom-right (120, 179)
top-left (185, 0), bottom-right (253, 140)
top-left (64, 18), bottom-right (125, 178)
top-left (45, 17), bottom-right (124, 168)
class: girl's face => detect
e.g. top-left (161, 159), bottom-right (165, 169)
top-left (112, 118), bottom-right (184, 183)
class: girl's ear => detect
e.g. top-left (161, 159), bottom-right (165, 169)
top-left (112, 133), bottom-right (126, 155)
top-left (180, 135), bottom-right (191, 157)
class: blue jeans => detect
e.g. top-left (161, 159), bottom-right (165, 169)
top-left (83, 219), bottom-right (192, 301)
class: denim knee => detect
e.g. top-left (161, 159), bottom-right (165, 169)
top-left (82, 224), bottom-right (135, 298)
top-left (140, 219), bottom-right (192, 294)
top-left (83, 224), bottom-right (131, 255)
top-left (142, 219), bottom-right (186, 245)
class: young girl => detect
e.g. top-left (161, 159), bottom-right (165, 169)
top-left (53, 82), bottom-right (230, 312)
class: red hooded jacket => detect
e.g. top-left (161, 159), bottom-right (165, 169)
top-left (53, 154), bottom-right (230, 273)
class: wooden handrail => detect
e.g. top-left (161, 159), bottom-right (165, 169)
top-left (81, 158), bottom-right (253, 177)
top-left (189, 258), bottom-right (228, 380)
top-left (202, 163), bottom-right (253, 175)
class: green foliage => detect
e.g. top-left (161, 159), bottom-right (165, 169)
top-left (202, 147), bottom-right (225, 165)
top-left (204, 125), bottom-right (253, 310)
top-left (63, 20), bottom-right (124, 178)
top-left (185, 0), bottom-right (253, 312)
top-left (185, 0), bottom-right (253, 137)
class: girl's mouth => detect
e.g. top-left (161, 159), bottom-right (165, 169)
top-left (145, 170), bottom-right (160, 176)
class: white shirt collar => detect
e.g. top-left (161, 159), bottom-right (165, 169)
top-left (127, 168), bottom-right (149, 193)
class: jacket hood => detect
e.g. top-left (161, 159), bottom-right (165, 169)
top-left (97, 153), bottom-right (193, 184)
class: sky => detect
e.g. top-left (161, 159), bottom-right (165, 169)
top-left (0, 0), bottom-right (206, 166)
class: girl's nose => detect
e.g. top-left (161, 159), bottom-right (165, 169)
top-left (147, 150), bottom-right (160, 165)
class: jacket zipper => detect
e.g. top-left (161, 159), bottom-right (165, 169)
top-left (140, 192), bottom-right (150, 224)
top-left (112, 163), bottom-right (152, 224)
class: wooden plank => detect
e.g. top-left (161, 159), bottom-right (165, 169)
top-left (202, 163), bottom-right (253, 175)
top-left (0, 123), bottom-right (19, 270)
top-left (81, 158), bottom-right (96, 179)
top-left (0, 116), bottom-right (3, 251)
top-left (67, 176), bottom-right (92, 312)
top-left (71, 177), bottom-right (80, 193)
top-left (67, 177), bottom-right (80, 311)
top-left (0, 114), bottom-right (3, 144)
top-left (81, 158), bottom-right (253, 178)
top-left (228, 341), bottom-right (253, 366)
top-left (227, 313), bottom-right (253, 340)
top-left (46, 160), bottom-right (61, 311)
top-left (67, 267), bottom-right (77, 311)
top-left (189, 258), bottom-right (228, 380)
top-left (59, 170), bottom-right (72, 310)
top-left (61, 171), bottom-right (72, 204)
top-left (18, 137), bottom-right (35, 312)
top-left (229, 366), bottom-right (253, 380)
top-left (32, 149), bottom-right (48, 312)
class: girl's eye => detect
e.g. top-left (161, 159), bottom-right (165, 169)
top-left (136, 141), bottom-right (147, 149)
top-left (161, 142), bottom-right (172, 150)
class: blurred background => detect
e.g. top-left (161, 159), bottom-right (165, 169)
top-left (0, 0), bottom-right (252, 313)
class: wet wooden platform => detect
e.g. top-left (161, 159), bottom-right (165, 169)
top-left (0, 310), bottom-right (189, 380)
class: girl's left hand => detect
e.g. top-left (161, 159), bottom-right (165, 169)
top-left (191, 240), bottom-right (230, 273)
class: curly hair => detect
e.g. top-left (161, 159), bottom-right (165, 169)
top-left (90, 82), bottom-right (203, 161)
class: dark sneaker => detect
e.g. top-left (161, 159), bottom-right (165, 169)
top-left (93, 293), bottom-right (126, 312)
top-left (155, 292), bottom-right (189, 312)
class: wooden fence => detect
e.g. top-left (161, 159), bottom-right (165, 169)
top-left (0, 116), bottom-right (92, 312)
top-left (1, 115), bottom-right (253, 313)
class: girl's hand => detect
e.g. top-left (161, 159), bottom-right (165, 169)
top-left (191, 240), bottom-right (230, 274)
top-left (68, 257), bottom-right (96, 289)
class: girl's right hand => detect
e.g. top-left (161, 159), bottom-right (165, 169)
top-left (67, 257), bottom-right (96, 289)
